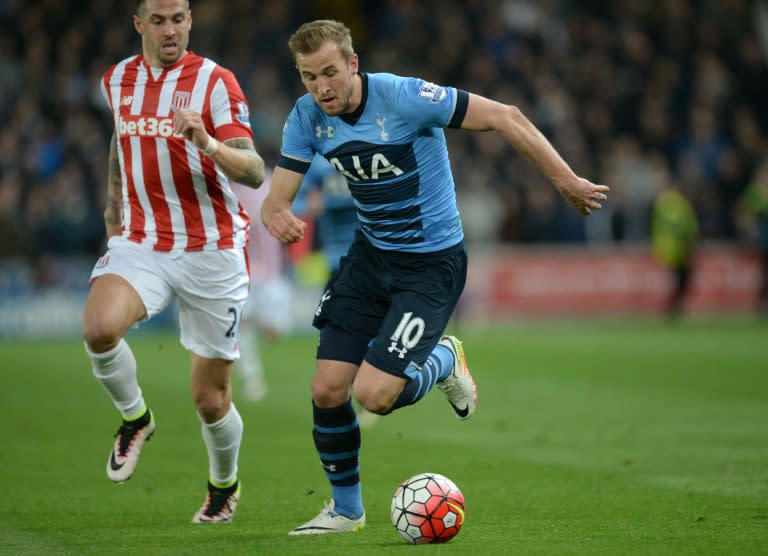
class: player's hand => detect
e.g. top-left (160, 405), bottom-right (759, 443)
top-left (266, 208), bottom-right (307, 244)
top-left (558, 178), bottom-right (609, 216)
top-left (172, 108), bottom-right (208, 150)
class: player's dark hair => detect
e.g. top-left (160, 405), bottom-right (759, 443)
top-left (289, 19), bottom-right (355, 61)
top-left (136, 0), bottom-right (190, 17)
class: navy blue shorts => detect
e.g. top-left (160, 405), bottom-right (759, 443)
top-left (313, 232), bottom-right (467, 377)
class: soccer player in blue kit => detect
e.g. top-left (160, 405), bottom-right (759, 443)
top-left (261, 19), bottom-right (609, 535)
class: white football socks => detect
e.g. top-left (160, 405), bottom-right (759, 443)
top-left (87, 338), bottom-right (145, 419)
top-left (200, 404), bottom-right (243, 486)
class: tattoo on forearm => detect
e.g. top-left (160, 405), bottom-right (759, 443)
top-left (225, 138), bottom-right (252, 150)
top-left (226, 138), bottom-right (263, 186)
top-left (105, 134), bottom-right (123, 225)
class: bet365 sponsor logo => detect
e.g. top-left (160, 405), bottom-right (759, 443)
top-left (117, 114), bottom-right (175, 138)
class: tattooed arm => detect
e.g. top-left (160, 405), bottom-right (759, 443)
top-left (216, 137), bottom-right (266, 188)
top-left (172, 108), bottom-right (265, 188)
top-left (104, 133), bottom-right (123, 238)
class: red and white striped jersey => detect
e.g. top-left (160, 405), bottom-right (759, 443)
top-left (101, 51), bottom-right (253, 252)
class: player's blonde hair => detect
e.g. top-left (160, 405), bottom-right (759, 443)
top-left (288, 19), bottom-right (355, 61)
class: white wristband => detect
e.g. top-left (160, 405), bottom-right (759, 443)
top-left (203, 136), bottom-right (218, 156)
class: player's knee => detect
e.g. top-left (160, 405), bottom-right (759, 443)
top-left (356, 396), bottom-right (390, 415)
top-left (193, 388), bottom-right (229, 423)
top-left (353, 383), bottom-right (395, 415)
top-left (82, 317), bottom-right (123, 353)
top-left (311, 378), bottom-right (349, 407)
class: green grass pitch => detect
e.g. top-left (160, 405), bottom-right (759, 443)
top-left (1, 318), bottom-right (766, 555)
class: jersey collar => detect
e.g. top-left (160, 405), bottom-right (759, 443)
top-left (340, 72), bottom-right (368, 126)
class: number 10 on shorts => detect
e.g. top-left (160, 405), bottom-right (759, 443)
top-left (388, 312), bottom-right (425, 359)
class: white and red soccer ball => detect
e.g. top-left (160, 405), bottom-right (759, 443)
top-left (390, 472), bottom-right (465, 544)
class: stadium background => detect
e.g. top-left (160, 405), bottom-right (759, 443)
top-left (0, 0), bottom-right (766, 336)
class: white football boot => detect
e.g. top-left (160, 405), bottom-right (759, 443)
top-left (289, 500), bottom-right (366, 535)
top-left (436, 336), bottom-right (477, 420)
top-left (106, 409), bottom-right (155, 482)
top-left (191, 481), bottom-right (240, 523)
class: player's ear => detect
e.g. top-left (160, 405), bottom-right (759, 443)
top-left (350, 53), bottom-right (359, 74)
top-left (133, 14), bottom-right (143, 35)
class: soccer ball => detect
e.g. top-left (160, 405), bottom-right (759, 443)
top-left (390, 472), bottom-right (465, 544)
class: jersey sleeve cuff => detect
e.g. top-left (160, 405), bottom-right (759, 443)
top-left (447, 90), bottom-right (469, 129)
top-left (212, 123), bottom-right (253, 142)
top-left (277, 155), bottom-right (312, 174)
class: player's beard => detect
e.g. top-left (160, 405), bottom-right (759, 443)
top-left (153, 37), bottom-right (187, 66)
top-left (320, 79), bottom-right (355, 116)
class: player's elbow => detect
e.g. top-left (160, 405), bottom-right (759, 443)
top-left (495, 103), bottom-right (537, 143)
top-left (254, 156), bottom-right (266, 185)
top-left (241, 158), bottom-right (265, 188)
top-left (504, 104), bottom-right (527, 128)
top-left (252, 166), bottom-right (266, 188)
top-left (479, 103), bottom-right (527, 134)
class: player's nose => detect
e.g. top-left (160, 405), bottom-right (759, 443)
top-left (315, 76), bottom-right (332, 92)
top-left (161, 21), bottom-right (177, 37)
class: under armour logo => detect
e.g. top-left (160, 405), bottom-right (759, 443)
top-left (315, 290), bottom-right (332, 317)
top-left (388, 342), bottom-right (408, 359)
top-left (316, 125), bottom-right (334, 138)
top-left (375, 114), bottom-right (389, 141)
top-left (321, 462), bottom-right (337, 472)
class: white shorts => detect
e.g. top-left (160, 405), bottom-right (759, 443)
top-left (243, 277), bottom-right (294, 334)
top-left (90, 236), bottom-right (250, 360)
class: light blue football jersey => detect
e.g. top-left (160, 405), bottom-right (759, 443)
top-left (294, 155), bottom-right (358, 271)
top-left (277, 73), bottom-right (469, 253)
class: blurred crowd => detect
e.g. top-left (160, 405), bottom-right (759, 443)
top-left (1, 0), bottom-right (766, 266)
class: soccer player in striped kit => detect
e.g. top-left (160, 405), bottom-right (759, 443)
top-left (81, 0), bottom-right (264, 523)
top-left (262, 19), bottom-right (609, 535)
